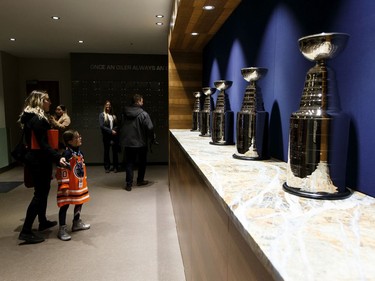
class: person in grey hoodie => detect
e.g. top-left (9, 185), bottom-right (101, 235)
top-left (121, 94), bottom-right (154, 191)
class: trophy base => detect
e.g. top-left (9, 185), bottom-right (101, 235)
top-left (209, 141), bottom-right (234, 146)
top-left (199, 134), bottom-right (211, 137)
top-left (282, 182), bottom-right (352, 200)
top-left (232, 153), bottom-right (261, 161)
top-left (190, 129), bottom-right (199, 132)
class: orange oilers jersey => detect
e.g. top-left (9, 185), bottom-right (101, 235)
top-left (56, 150), bottom-right (90, 207)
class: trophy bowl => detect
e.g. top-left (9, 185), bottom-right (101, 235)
top-left (202, 87), bottom-right (216, 96)
top-left (193, 91), bottom-right (201, 98)
top-left (298, 32), bottom-right (350, 62)
top-left (214, 80), bottom-right (233, 91)
top-left (241, 67), bottom-right (268, 82)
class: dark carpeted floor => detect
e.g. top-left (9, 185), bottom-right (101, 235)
top-left (0, 181), bottom-right (23, 193)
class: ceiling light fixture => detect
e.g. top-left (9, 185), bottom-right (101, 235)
top-left (156, 22), bottom-right (164, 26)
top-left (78, 40), bottom-right (84, 44)
top-left (203, 5), bottom-right (215, 10)
top-left (156, 15), bottom-right (164, 18)
top-left (191, 32), bottom-right (199, 36)
top-left (51, 16), bottom-right (60, 20)
top-left (10, 38), bottom-right (16, 41)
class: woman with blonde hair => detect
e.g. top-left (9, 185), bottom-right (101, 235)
top-left (18, 90), bottom-right (69, 244)
top-left (99, 100), bottom-right (119, 173)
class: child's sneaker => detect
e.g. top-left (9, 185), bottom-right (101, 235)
top-left (72, 219), bottom-right (90, 232)
top-left (58, 225), bottom-right (71, 241)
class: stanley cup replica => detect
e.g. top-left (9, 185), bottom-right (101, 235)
top-left (191, 91), bottom-right (201, 131)
top-left (199, 87), bottom-right (215, 137)
top-left (233, 67), bottom-right (268, 160)
top-left (210, 80), bottom-right (234, 145)
top-left (283, 32), bottom-right (352, 199)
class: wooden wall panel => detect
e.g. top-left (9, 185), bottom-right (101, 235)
top-left (168, 50), bottom-right (202, 129)
top-left (228, 219), bottom-right (275, 281)
top-left (169, 135), bottom-right (192, 280)
top-left (169, 132), bottom-right (277, 281)
top-left (169, 0), bottom-right (241, 52)
top-left (191, 171), bottom-right (229, 281)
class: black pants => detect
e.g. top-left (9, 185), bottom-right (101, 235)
top-left (21, 162), bottom-right (53, 232)
top-left (59, 204), bottom-right (82, 226)
top-left (125, 146), bottom-right (147, 186)
top-left (103, 138), bottom-right (119, 170)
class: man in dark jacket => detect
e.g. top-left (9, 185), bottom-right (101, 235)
top-left (121, 94), bottom-right (154, 191)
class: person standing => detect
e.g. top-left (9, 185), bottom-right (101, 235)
top-left (55, 130), bottom-right (91, 241)
top-left (121, 94), bottom-right (155, 191)
top-left (49, 104), bottom-right (71, 149)
top-left (18, 90), bottom-right (69, 244)
top-left (99, 100), bottom-right (119, 173)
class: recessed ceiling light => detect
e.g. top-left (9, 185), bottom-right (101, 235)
top-left (203, 5), bottom-right (215, 10)
top-left (10, 38), bottom-right (16, 41)
top-left (51, 16), bottom-right (60, 20)
top-left (191, 32), bottom-right (199, 36)
top-left (156, 22), bottom-right (164, 26)
top-left (156, 15), bottom-right (164, 18)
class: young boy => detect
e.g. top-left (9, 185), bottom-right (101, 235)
top-left (55, 130), bottom-right (90, 241)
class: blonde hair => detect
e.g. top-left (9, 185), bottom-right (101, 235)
top-left (102, 100), bottom-right (111, 113)
top-left (18, 90), bottom-right (49, 124)
top-left (102, 100), bottom-right (117, 124)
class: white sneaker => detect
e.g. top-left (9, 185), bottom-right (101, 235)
top-left (58, 225), bottom-right (71, 241)
top-left (72, 219), bottom-right (90, 232)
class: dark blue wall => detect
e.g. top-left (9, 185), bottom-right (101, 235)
top-left (203, 0), bottom-right (375, 196)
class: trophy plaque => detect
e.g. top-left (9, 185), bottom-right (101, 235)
top-left (233, 67), bottom-right (269, 160)
top-left (283, 32), bottom-right (352, 200)
top-left (210, 80), bottom-right (234, 145)
top-left (199, 87), bottom-right (215, 137)
top-left (191, 91), bottom-right (201, 131)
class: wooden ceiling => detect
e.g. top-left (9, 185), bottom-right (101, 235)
top-left (169, 0), bottom-right (241, 52)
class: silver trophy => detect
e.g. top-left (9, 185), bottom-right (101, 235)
top-left (199, 87), bottom-right (215, 137)
top-left (191, 91), bottom-right (201, 131)
top-left (233, 67), bottom-right (268, 160)
top-left (210, 80), bottom-right (234, 145)
top-left (283, 32), bottom-right (352, 199)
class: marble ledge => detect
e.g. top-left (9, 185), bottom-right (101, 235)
top-left (170, 129), bottom-right (375, 281)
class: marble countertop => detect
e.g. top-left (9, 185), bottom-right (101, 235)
top-left (170, 129), bottom-right (375, 281)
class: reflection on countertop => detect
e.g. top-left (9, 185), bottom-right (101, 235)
top-left (170, 129), bottom-right (375, 281)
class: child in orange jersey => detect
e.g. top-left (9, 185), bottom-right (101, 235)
top-left (55, 130), bottom-right (90, 241)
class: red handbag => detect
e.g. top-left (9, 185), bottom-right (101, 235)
top-left (31, 129), bottom-right (59, 150)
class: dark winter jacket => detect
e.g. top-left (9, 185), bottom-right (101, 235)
top-left (121, 104), bottom-right (154, 148)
